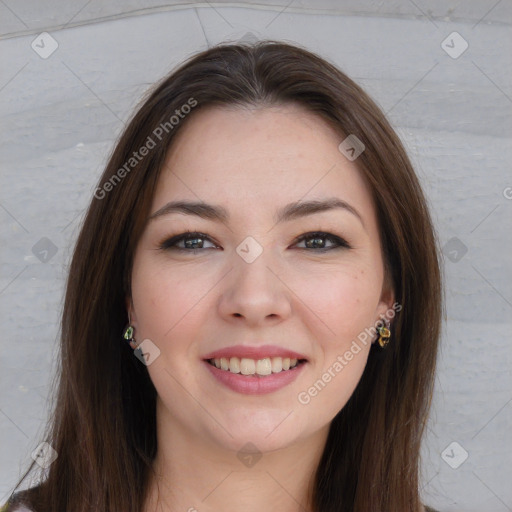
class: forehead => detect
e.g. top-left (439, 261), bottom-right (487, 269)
top-left (153, 104), bottom-right (376, 225)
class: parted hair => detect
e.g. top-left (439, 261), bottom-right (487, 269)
top-left (5, 40), bottom-right (442, 512)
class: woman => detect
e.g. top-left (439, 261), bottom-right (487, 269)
top-left (3, 41), bottom-right (442, 512)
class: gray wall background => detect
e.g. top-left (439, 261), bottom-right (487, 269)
top-left (1, 1), bottom-right (511, 511)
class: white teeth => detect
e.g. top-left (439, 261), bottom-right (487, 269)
top-left (240, 358), bottom-right (256, 375)
top-left (229, 357), bottom-right (240, 373)
top-left (271, 357), bottom-right (282, 373)
top-left (256, 358), bottom-right (272, 375)
top-left (210, 356), bottom-right (301, 375)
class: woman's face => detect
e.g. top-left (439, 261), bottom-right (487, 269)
top-left (129, 104), bottom-right (393, 453)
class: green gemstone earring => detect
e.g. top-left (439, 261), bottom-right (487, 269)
top-left (123, 324), bottom-right (137, 349)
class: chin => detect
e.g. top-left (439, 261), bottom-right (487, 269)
top-left (204, 413), bottom-right (312, 454)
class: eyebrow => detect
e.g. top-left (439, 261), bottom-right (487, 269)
top-left (148, 197), bottom-right (365, 228)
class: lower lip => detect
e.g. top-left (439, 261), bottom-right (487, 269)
top-left (203, 360), bottom-right (306, 395)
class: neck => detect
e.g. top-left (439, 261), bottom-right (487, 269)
top-left (143, 401), bottom-right (329, 512)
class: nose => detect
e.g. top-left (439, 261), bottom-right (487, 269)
top-left (217, 249), bottom-right (292, 327)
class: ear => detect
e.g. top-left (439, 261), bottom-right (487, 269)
top-left (125, 296), bottom-right (138, 328)
top-left (124, 296), bottom-right (139, 349)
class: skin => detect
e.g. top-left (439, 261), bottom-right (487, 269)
top-left (128, 104), bottom-right (395, 512)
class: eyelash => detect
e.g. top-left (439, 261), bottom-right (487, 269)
top-left (158, 230), bottom-right (352, 252)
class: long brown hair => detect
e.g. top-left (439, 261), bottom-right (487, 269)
top-left (5, 41), bottom-right (442, 512)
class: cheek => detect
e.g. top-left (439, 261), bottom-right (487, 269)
top-left (130, 256), bottom-right (213, 344)
top-left (297, 265), bottom-right (381, 415)
top-left (303, 265), bottom-right (381, 342)
top-left (298, 270), bottom-right (376, 416)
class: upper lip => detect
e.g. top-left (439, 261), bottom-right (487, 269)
top-left (202, 345), bottom-right (308, 361)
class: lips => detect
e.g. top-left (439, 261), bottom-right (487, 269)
top-left (201, 345), bottom-right (308, 395)
top-left (202, 345), bottom-right (308, 361)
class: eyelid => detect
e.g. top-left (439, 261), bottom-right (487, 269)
top-left (158, 230), bottom-right (352, 252)
top-left (158, 231), bottom-right (219, 251)
top-left (291, 231), bottom-right (352, 250)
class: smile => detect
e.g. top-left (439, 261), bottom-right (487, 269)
top-left (202, 345), bottom-right (308, 394)
top-left (207, 356), bottom-right (304, 376)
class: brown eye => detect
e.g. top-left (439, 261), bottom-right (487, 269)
top-left (293, 232), bottom-right (351, 251)
top-left (159, 232), bottom-right (219, 251)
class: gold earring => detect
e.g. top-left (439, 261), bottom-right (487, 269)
top-left (376, 321), bottom-right (391, 348)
